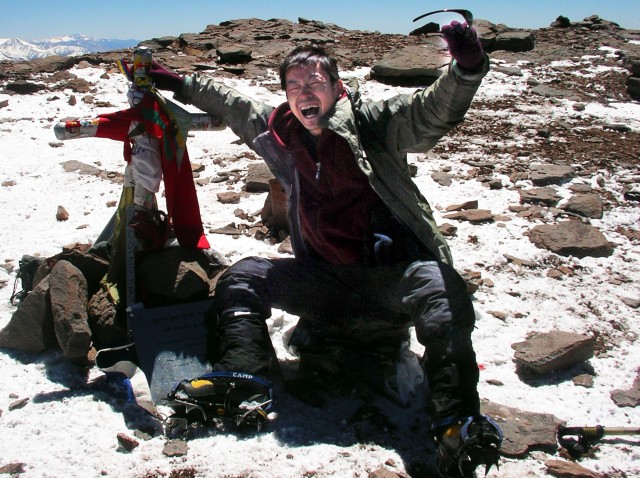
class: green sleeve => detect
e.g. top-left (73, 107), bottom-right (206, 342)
top-left (175, 74), bottom-right (276, 150)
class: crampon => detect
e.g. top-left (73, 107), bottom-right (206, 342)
top-left (166, 371), bottom-right (273, 431)
top-left (435, 414), bottom-right (503, 477)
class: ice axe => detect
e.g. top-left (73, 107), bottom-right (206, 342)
top-left (412, 8), bottom-right (474, 29)
top-left (558, 425), bottom-right (640, 456)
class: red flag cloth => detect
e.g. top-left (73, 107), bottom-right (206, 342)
top-left (95, 95), bottom-right (210, 249)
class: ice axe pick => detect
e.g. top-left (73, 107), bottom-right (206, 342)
top-left (412, 8), bottom-right (474, 27)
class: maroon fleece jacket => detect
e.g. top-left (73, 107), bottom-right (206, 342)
top-left (268, 102), bottom-right (381, 264)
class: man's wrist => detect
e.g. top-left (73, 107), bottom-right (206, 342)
top-left (452, 55), bottom-right (489, 79)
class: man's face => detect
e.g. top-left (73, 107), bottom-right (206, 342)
top-left (285, 62), bottom-right (342, 136)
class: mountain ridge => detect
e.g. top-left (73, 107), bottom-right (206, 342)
top-left (0, 34), bottom-right (139, 61)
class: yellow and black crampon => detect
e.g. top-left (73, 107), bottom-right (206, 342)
top-left (167, 371), bottom-right (273, 431)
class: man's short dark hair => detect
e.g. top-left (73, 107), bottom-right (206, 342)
top-left (279, 46), bottom-right (340, 90)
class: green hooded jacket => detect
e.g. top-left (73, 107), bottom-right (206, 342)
top-left (175, 58), bottom-right (489, 266)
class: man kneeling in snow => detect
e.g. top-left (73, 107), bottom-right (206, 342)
top-left (152, 22), bottom-right (502, 477)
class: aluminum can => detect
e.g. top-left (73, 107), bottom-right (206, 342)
top-left (54, 119), bottom-right (101, 140)
top-left (133, 47), bottom-right (153, 88)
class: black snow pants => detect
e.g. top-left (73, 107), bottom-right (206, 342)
top-left (212, 256), bottom-right (480, 424)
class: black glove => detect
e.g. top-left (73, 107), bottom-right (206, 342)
top-left (148, 60), bottom-right (185, 93)
top-left (441, 21), bottom-right (485, 71)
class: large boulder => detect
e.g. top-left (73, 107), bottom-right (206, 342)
top-left (49, 260), bottom-right (91, 363)
top-left (245, 162), bottom-right (275, 193)
top-left (46, 247), bottom-right (109, 297)
top-left (370, 40), bottom-right (448, 87)
top-left (0, 276), bottom-right (55, 354)
top-left (492, 31), bottom-right (536, 52)
top-left (136, 246), bottom-right (219, 304)
top-left (87, 288), bottom-right (127, 350)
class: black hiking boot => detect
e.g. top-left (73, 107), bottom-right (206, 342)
top-left (434, 414), bottom-right (503, 477)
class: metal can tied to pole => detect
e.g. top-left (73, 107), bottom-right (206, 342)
top-left (133, 47), bottom-right (153, 88)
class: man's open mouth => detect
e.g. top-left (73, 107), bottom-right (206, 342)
top-left (300, 106), bottom-right (320, 118)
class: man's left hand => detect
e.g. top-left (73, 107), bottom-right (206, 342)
top-left (441, 21), bottom-right (484, 71)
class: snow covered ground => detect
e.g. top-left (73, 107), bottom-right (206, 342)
top-left (0, 53), bottom-right (639, 477)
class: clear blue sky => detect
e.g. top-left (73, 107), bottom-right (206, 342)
top-left (2, 0), bottom-right (638, 40)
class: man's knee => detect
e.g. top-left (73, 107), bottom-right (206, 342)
top-left (403, 260), bottom-right (475, 340)
top-left (405, 260), bottom-right (468, 295)
top-left (217, 257), bottom-right (269, 285)
top-left (215, 256), bottom-right (272, 317)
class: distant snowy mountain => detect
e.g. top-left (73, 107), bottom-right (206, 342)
top-left (0, 34), bottom-right (139, 61)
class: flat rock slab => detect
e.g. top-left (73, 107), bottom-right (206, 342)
top-left (512, 331), bottom-right (594, 375)
top-left (431, 171), bottom-right (453, 186)
top-left (370, 41), bottom-right (447, 86)
top-left (519, 187), bottom-right (562, 206)
top-left (482, 399), bottom-right (564, 457)
top-left (163, 439), bottom-right (188, 457)
top-left (443, 209), bottom-right (494, 223)
top-left (0, 463), bottom-right (27, 475)
top-left (529, 163), bottom-right (576, 186)
top-left (610, 370), bottom-right (640, 407)
top-left (531, 84), bottom-right (580, 100)
top-left (445, 200), bottom-right (479, 212)
top-left (545, 459), bottom-right (602, 478)
top-left (493, 31), bottom-right (536, 52)
top-left (529, 220), bottom-right (614, 258)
